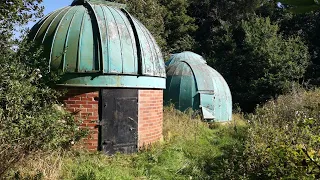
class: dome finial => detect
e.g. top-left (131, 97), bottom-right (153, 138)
top-left (71, 0), bottom-right (126, 8)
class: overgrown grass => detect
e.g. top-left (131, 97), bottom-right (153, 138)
top-left (7, 106), bottom-right (247, 180)
top-left (6, 89), bottom-right (320, 179)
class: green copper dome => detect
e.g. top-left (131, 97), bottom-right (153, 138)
top-left (28, 0), bottom-right (166, 88)
top-left (165, 51), bottom-right (207, 67)
top-left (164, 52), bottom-right (232, 122)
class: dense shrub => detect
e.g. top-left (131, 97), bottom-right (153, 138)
top-left (206, 89), bottom-right (320, 179)
top-left (0, 42), bottom-right (87, 178)
top-left (216, 89), bottom-right (320, 179)
top-left (243, 88), bottom-right (320, 179)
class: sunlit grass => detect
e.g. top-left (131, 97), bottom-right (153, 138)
top-left (8, 107), bottom-right (247, 180)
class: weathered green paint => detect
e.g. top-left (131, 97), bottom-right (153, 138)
top-left (164, 52), bottom-right (232, 122)
top-left (58, 74), bottom-right (166, 89)
top-left (28, 0), bottom-right (166, 88)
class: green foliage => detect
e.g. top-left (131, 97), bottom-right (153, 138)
top-left (190, 89), bottom-right (320, 180)
top-left (276, 0), bottom-right (320, 87)
top-left (243, 88), bottom-right (320, 179)
top-left (0, 0), bottom-right (44, 51)
top-left (160, 0), bottom-right (197, 53)
top-left (279, 0), bottom-right (320, 13)
top-left (185, 0), bottom-right (313, 111)
top-left (211, 17), bottom-right (309, 111)
top-left (0, 40), bottom-right (87, 178)
top-left (0, 0), bottom-right (88, 177)
top-left (2, 0), bottom-right (320, 179)
top-left (188, 0), bottom-right (267, 54)
top-left (279, 12), bottom-right (320, 86)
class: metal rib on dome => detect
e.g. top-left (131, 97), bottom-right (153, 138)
top-left (164, 52), bottom-right (232, 122)
top-left (28, 1), bottom-right (166, 88)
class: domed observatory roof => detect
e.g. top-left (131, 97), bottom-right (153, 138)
top-left (164, 52), bottom-right (232, 122)
top-left (28, 0), bottom-right (166, 88)
top-left (165, 51), bottom-right (206, 67)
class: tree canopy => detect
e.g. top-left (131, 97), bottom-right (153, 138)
top-left (279, 0), bottom-right (320, 13)
top-left (0, 0), bottom-right (44, 51)
top-left (2, 0), bottom-right (319, 113)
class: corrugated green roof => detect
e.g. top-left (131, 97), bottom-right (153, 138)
top-left (28, 1), bottom-right (166, 88)
top-left (164, 52), bottom-right (232, 122)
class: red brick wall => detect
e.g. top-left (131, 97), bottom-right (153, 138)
top-left (61, 88), bottom-right (164, 151)
top-left (62, 88), bottom-right (100, 151)
top-left (138, 90), bottom-right (163, 147)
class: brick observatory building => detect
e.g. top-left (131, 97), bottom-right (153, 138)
top-left (28, 0), bottom-right (166, 154)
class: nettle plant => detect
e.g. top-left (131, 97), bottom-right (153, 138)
top-left (0, 41), bottom-right (87, 177)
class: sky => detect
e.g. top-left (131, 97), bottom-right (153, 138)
top-left (14, 0), bottom-right (71, 39)
top-left (42, 0), bottom-right (71, 15)
top-left (27, 0), bottom-right (72, 28)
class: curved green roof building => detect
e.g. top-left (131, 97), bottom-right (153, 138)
top-left (164, 52), bottom-right (232, 122)
top-left (165, 51), bottom-right (206, 67)
top-left (28, 0), bottom-right (167, 153)
top-left (28, 0), bottom-right (166, 88)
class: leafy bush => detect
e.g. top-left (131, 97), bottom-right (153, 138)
top-left (211, 16), bottom-right (310, 111)
top-left (243, 88), bottom-right (320, 179)
top-left (206, 89), bottom-right (320, 180)
top-left (0, 42), bottom-right (87, 178)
